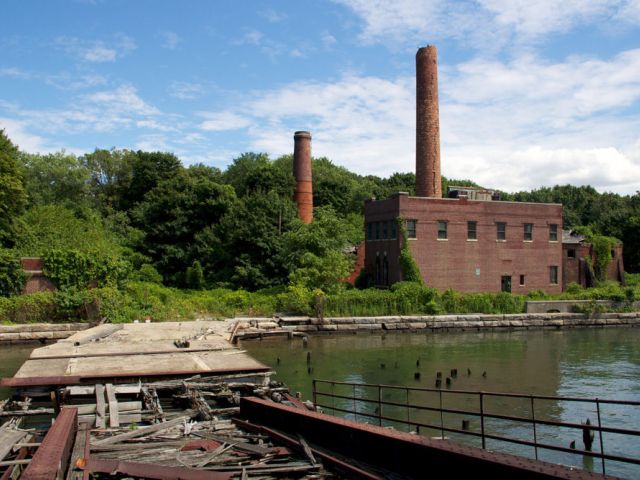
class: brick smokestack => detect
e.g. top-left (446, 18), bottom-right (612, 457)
top-left (293, 131), bottom-right (313, 224)
top-left (415, 45), bottom-right (442, 198)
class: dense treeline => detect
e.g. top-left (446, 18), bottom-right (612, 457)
top-left (1, 127), bottom-right (639, 316)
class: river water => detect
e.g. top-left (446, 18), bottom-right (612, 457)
top-left (1, 328), bottom-right (638, 478)
top-left (241, 327), bottom-right (640, 479)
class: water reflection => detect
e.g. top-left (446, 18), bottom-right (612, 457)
top-left (243, 328), bottom-right (640, 479)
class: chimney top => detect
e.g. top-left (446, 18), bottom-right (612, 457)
top-left (294, 131), bottom-right (311, 138)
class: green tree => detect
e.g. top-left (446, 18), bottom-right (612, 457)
top-left (0, 130), bottom-right (27, 247)
top-left (133, 169), bottom-right (236, 284)
top-left (119, 151), bottom-right (183, 211)
top-left (202, 190), bottom-right (298, 290)
top-left (81, 148), bottom-right (135, 212)
top-left (224, 152), bottom-right (293, 198)
top-left (281, 206), bottom-right (360, 292)
top-left (19, 151), bottom-right (89, 207)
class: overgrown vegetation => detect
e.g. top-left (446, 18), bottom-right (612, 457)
top-left (397, 217), bottom-right (423, 283)
top-left (1, 128), bottom-right (638, 323)
top-left (2, 278), bottom-right (638, 324)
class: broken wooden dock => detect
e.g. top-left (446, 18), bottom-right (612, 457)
top-left (1, 321), bottom-right (271, 390)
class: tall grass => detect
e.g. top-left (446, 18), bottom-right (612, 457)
top-left (1, 277), bottom-right (638, 324)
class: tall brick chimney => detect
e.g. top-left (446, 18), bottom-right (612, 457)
top-left (293, 131), bottom-right (313, 224)
top-left (415, 45), bottom-right (442, 198)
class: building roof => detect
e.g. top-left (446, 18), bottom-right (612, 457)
top-left (562, 229), bottom-right (586, 245)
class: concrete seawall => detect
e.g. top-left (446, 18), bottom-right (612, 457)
top-left (0, 323), bottom-right (90, 343)
top-left (233, 312), bottom-right (640, 338)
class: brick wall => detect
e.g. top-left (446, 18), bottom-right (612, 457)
top-left (365, 194), bottom-right (564, 294)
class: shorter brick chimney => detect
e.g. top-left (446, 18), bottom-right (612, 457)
top-left (293, 131), bottom-right (313, 224)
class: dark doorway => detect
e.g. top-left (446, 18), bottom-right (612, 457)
top-left (501, 275), bottom-right (512, 293)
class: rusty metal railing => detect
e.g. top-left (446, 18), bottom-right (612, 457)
top-left (312, 379), bottom-right (640, 476)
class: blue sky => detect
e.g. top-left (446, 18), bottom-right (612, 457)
top-left (1, 0), bottom-right (640, 193)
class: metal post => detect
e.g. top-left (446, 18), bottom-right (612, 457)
top-left (353, 383), bottom-right (357, 421)
top-left (312, 380), bottom-right (317, 409)
top-left (480, 392), bottom-right (486, 450)
top-left (378, 385), bottom-right (382, 427)
top-left (530, 396), bottom-right (538, 460)
top-left (439, 389), bottom-right (444, 439)
top-left (406, 388), bottom-right (410, 430)
top-left (596, 399), bottom-right (605, 476)
top-left (331, 381), bottom-right (335, 415)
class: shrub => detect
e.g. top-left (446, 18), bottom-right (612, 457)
top-left (276, 285), bottom-right (314, 315)
top-left (43, 248), bottom-right (131, 290)
top-left (186, 260), bottom-right (205, 290)
top-left (0, 248), bottom-right (25, 296)
top-left (133, 264), bottom-right (163, 284)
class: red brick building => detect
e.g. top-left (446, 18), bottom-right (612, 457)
top-left (364, 193), bottom-right (564, 293)
top-left (562, 231), bottom-right (625, 288)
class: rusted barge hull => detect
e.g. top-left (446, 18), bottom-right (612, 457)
top-left (239, 397), bottom-right (611, 480)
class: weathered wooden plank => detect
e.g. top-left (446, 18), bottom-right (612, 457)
top-left (0, 430), bottom-right (28, 462)
top-left (75, 401), bottom-right (141, 415)
top-left (0, 460), bottom-right (31, 467)
top-left (105, 384), bottom-right (118, 428)
top-left (66, 384), bottom-right (141, 396)
top-left (91, 415), bottom-right (189, 446)
top-left (94, 384), bottom-right (105, 429)
top-left (65, 423), bottom-right (88, 480)
top-left (78, 413), bottom-right (142, 424)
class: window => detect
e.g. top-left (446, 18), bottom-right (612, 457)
top-left (549, 266), bottom-right (558, 284)
top-left (406, 220), bottom-right (417, 239)
top-left (524, 223), bottom-right (533, 241)
top-left (496, 222), bottom-right (506, 241)
top-left (366, 223), bottom-right (372, 241)
top-left (549, 224), bottom-right (558, 241)
top-left (467, 221), bottom-right (477, 240)
top-left (375, 222), bottom-right (380, 240)
top-left (519, 275), bottom-right (525, 286)
top-left (567, 249), bottom-right (576, 259)
top-left (382, 221), bottom-right (388, 239)
top-left (390, 221), bottom-right (397, 240)
top-left (437, 220), bottom-right (448, 240)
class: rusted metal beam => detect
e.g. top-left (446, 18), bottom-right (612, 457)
top-left (81, 458), bottom-right (233, 480)
top-left (21, 407), bottom-right (78, 480)
top-left (239, 397), bottom-right (610, 480)
top-left (233, 418), bottom-right (384, 480)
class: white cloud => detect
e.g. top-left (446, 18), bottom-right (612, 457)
top-left (0, 117), bottom-right (64, 153)
top-left (333, 0), bottom-right (640, 48)
top-left (161, 31), bottom-right (181, 50)
top-left (289, 48), bottom-right (305, 58)
top-left (260, 9), bottom-right (288, 23)
top-left (191, 48), bottom-right (640, 194)
top-left (83, 44), bottom-right (117, 62)
top-left (234, 30), bottom-right (264, 46)
top-left (55, 34), bottom-right (136, 62)
top-left (199, 111), bottom-right (252, 131)
top-left (321, 31), bottom-right (337, 48)
top-left (0, 67), bottom-right (31, 79)
top-left (83, 85), bottom-right (160, 116)
top-left (168, 81), bottom-right (205, 100)
top-left (45, 72), bottom-right (108, 90)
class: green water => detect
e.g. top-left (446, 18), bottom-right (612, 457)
top-left (2, 329), bottom-right (639, 478)
top-left (241, 328), bottom-right (640, 479)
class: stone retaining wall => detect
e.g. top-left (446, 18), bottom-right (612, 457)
top-left (0, 323), bottom-right (89, 343)
top-left (273, 312), bottom-right (640, 335)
